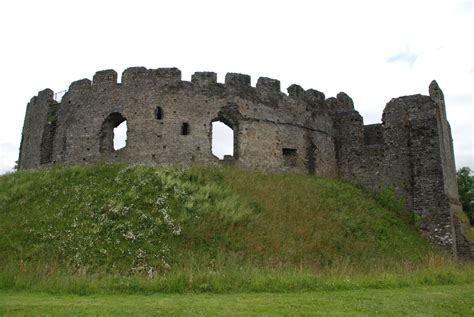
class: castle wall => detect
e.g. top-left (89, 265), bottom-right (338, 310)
top-left (18, 67), bottom-right (472, 259)
top-left (378, 83), bottom-right (471, 258)
top-left (33, 68), bottom-right (336, 178)
top-left (18, 89), bottom-right (57, 169)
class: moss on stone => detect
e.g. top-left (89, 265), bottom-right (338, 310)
top-left (464, 227), bottom-right (474, 244)
top-left (454, 211), bottom-right (471, 224)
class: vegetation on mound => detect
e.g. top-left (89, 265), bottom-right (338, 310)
top-left (0, 163), bottom-right (471, 294)
top-left (0, 164), bottom-right (258, 275)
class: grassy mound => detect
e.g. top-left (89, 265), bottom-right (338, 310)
top-left (0, 164), bottom-right (471, 293)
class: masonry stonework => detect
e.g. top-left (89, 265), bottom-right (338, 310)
top-left (18, 67), bottom-right (473, 259)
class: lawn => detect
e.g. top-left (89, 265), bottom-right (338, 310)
top-left (1, 283), bottom-right (473, 316)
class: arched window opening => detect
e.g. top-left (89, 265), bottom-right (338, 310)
top-left (211, 121), bottom-right (234, 159)
top-left (100, 112), bottom-right (128, 153)
top-left (155, 107), bottom-right (163, 120)
top-left (114, 120), bottom-right (127, 150)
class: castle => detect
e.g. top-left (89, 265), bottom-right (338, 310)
top-left (18, 67), bottom-right (473, 259)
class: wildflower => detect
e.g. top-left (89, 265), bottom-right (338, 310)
top-left (123, 231), bottom-right (136, 241)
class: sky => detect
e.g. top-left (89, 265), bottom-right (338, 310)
top-left (0, 0), bottom-right (472, 174)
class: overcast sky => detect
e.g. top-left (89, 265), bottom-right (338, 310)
top-left (0, 0), bottom-right (472, 174)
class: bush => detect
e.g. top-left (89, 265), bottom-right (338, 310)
top-left (457, 167), bottom-right (474, 224)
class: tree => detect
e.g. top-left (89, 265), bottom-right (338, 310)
top-left (457, 167), bottom-right (474, 224)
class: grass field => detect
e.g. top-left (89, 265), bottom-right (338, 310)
top-left (0, 164), bottom-right (473, 314)
top-left (1, 283), bottom-right (473, 316)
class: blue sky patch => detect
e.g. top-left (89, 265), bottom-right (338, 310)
top-left (386, 49), bottom-right (418, 66)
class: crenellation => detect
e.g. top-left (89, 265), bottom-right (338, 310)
top-left (69, 79), bottom-right (92, 92)
top-left (304, 89), bottom-right (325, 102)
top-left (191, 72), bottom-right (217, 86)
top-left (256, 77), bottom-right (281, 93)
top-left (256, 77), bottom-right (282, 106)
top-left (92, 69), bottom-right (118, 86)
top-left (17, 66), bottom-right (473, 259)
top-left (153, 67), bottom-right (182, 86)
top-left (287, 84), bottom-right (305, 97)
top-left (303, 89), bottom-right (326, 111)
top-left (225, 73), bottom-right (251, 88)
top-left (327, 92), bottom-right (355, 114)
top-left (37, 88), bottom-right (54, 100)
top-left (336, 92), bottom-right (355, 112)
top-left (121, 67), bottom-right (150, 86)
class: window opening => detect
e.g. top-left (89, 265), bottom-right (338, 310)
top-left (282, 148), bottom-right (297, 167)
top-left (114, 120), bottom-right (127, 150)
top-left (181, 122), bottom-right (190, 135)
top-left (155, 107), bottom-right (163, 120)
top-left (100, 112), bottom-right (127, 153)
top-left (211, 121), bottom-right (234, 159)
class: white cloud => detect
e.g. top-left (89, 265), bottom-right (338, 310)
top-left (0, 0), bottom-right (472, 174)
top-left (0, 143), bottom-right (18, 174)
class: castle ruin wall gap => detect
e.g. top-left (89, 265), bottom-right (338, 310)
top-left (18, 66), bottom-right (473, 259)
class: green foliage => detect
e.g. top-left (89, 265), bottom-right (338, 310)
top-left (371, 187), bottom-right (411, 223)
top-left (47, 112), bottom-right (57, 125)
top-left (0, 163), bottom-right (465, 294)
top-left (457, 167), bottom-right (474, 224)
top-left (454, 211), bottom-right (471, 224)
top-left (0, 164), bottom-right (259, 275)
top-left (464, 228), bottom-right (474, 244)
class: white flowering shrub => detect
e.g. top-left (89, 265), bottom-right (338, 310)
top-left (21, 164), bottom-right (259, 274)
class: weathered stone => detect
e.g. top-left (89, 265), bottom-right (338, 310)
top-left (17, 67), bottom-right (473, 260)
top-left (287, 84), bottom-right (304, 97)
top-left (191, 72), bottom-right (217, 86)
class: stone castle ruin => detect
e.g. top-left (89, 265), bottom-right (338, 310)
top-left (18, 67), bottom-right (473, 259)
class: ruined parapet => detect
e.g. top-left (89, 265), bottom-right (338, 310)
top-left (328, 92), bottom-right (365, 181)
top-left (256, 77), bottom-right (282, 106)
top-left (18, 89), bottom-right (58, 169)
top-left (17, 67), bottom-right (472, 259)
top-left (379, 82), bottom-right (471, 258)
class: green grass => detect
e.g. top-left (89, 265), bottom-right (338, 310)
top-left (0, 163), bottom-right (472, 294)
top-left (1, 284), bottom-right (473, 316)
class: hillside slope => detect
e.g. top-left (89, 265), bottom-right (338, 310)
top-left (0, 164), bottom-right (443, 271)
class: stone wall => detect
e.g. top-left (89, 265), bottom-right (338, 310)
top-left (18, 67), bottom-right (473, 259)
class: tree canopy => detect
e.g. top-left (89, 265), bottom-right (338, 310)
top-left (457, 167), bottom-right (474, 224)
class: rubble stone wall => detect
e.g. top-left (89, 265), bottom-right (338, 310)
top-left (18, 67), bottom-right (473, 259)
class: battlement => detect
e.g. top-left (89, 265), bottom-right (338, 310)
top-left (225, 72), bottom-right (251, 87)
top-left (93, 69), bottom-right (117, 86)
top-left (56, 67), bottom-right (338, 108)
top-left (18, 66), bottom-right (472, 259)
top-left (191, 72), bottom-right (218, 86)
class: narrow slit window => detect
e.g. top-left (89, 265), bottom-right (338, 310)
top-left (181, 122), bottom-right (190, 135)
top-left (282, 148), bottom-right (297, 156)
top-left (155, 107), bottom-right (163, 120)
